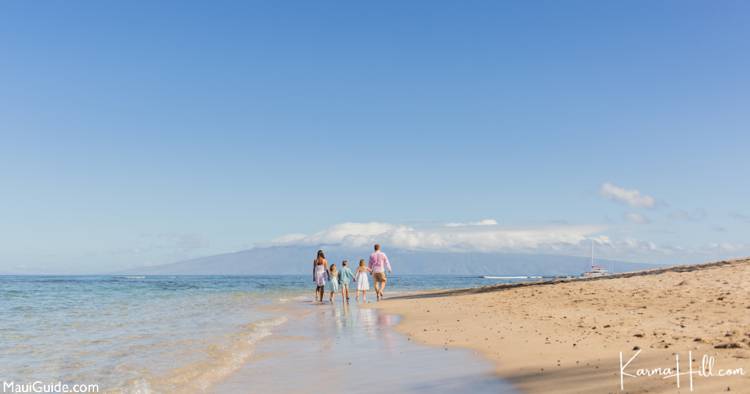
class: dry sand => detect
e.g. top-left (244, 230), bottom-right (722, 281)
top-left (377, 258), bottom-right (750, 393)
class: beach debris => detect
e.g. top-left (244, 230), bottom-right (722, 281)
top-left (633, 346), bottom-right (640, 350)
top-left (714, 343), bottom-right (742, 349)
top-left (634, 333), bottom-right (644, 338)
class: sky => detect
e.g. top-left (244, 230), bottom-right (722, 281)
top-left (1, 1), bottom-right (749, 273)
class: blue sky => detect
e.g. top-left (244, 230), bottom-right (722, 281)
top-left (1, 1), bottom-right (749, 273)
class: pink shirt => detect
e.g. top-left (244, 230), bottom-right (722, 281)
top-left (368, 251), bottom-right (392, 273)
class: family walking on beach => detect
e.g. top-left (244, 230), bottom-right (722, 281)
top-left (313, 244), bottom-right (393, 303)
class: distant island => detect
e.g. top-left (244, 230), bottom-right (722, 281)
top-left (120, 245), bottom-right (659, 276)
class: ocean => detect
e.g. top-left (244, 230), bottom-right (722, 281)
top-left (0, 275), bottom-right (521, 393)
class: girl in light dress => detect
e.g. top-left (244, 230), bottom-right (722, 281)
top-left (327, 264), bottom-right (340, 303)
top-left (355, 259), bottom-right (371, 303)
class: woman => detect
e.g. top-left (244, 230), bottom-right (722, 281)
top-left (312, 250), bottom-right (328, 303)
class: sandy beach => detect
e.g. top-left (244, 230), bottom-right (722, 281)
top-left (377, 258), bottom-right (750, 393)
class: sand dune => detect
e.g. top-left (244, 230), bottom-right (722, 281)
top-left (378, 258), bottom-right (750, 393)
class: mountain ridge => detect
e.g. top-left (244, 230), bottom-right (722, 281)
top-left (119, 245), bottom-right (659, 276)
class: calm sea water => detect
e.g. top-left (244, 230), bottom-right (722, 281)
top-left (0, 275), bottom-right (516, 393)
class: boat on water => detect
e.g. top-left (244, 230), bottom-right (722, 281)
top-left (581, 241), bottom-right (609, 278)
top-left (581, 264), bottom-right (609, 278)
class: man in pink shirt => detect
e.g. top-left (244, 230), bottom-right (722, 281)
top-left (368, 244), bottom-right (392, 301)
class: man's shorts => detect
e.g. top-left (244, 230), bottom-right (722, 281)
top-left (373, 272), bottom-right (387, 283)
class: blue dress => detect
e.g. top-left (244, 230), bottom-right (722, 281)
top-left (327, 271), bottom-right (339, 292)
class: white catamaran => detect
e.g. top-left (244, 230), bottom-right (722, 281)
top-left (581, 240), bottom-right (609, 278)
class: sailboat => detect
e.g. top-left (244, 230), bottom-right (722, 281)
top-left (581, 240), bottom-right (609, 278)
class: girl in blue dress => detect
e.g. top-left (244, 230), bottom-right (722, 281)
top-left (327, 264), bottom-right (340, 303)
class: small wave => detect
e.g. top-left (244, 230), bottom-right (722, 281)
top-left (121, 316), bottom-right (288, 393)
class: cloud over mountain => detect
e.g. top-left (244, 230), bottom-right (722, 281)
top-left (266, 221), bottom-right (605, 253)
top-left (445, 219), bottom-right (498, 227)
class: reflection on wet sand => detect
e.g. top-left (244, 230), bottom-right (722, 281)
top-left (212, 300), bottom-right (517, 394)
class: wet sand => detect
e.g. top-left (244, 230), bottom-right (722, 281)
top-left (213, 299), bottom-right (516, 393)
top-left (377, 258), bottom-right (750, 393)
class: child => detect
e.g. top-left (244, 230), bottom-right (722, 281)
top-left (338, 260), bottom-right (355, 302)
top-left (355, 259), bottom-right (371, 303)
top-left (327, 264), bottom-right (339, 303)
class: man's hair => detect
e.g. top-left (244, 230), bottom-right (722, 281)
top-left (374, 244), bottom-right (381, 251)
top-left (342, 260), bottom-right (348, 266)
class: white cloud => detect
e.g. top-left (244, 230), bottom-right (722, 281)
top-left (624, 212), bottom-right (650, 224)
top-left (444, 219), bottom-right (498, 227)
top-left (267, 221), bottom-right (604, 253)
top-left (262, 220), bottom-right (750, 264)
top-left (600, 182), bottom-right (656, 208)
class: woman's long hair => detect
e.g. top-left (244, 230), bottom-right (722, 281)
top-left (316, 250), bottom-right (325, 260)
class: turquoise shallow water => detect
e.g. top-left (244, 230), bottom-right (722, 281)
top-left (0, 275), bottom-right (520, 393)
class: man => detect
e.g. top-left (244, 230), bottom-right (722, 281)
top-left (368, 244), bottom-right (392, 301)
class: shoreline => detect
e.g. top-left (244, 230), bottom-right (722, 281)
top-left (214, 296), bottom-right (515, 393)
top-left (376, 258), bottom-right (750, 393)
